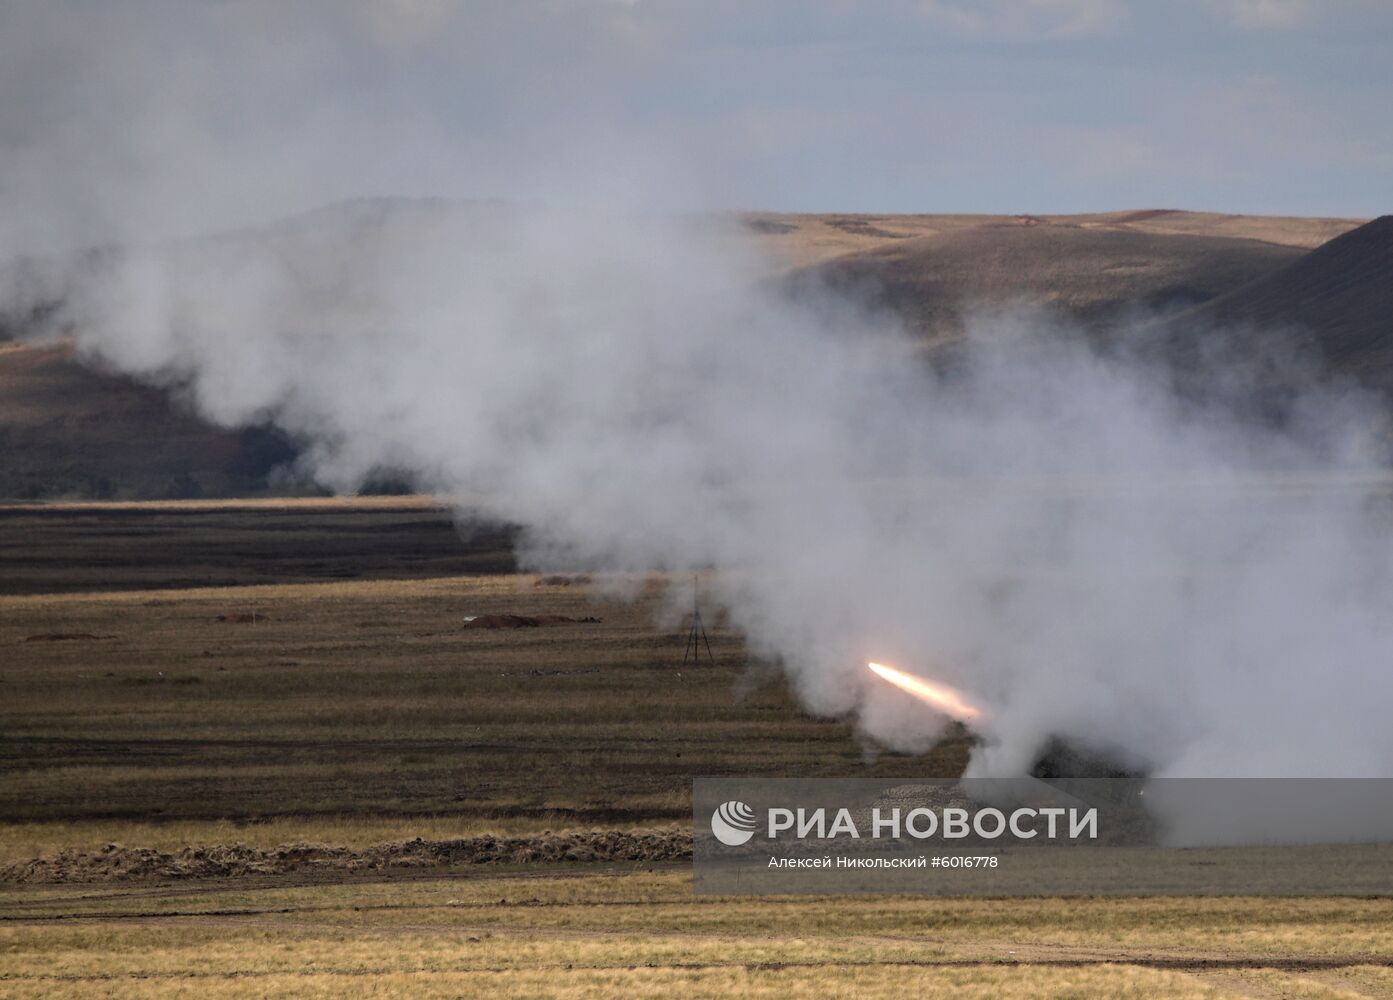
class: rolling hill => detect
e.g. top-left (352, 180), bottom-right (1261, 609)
top-left (739, 208), bottom-right (1360, 270)
top-left (1159, 215), bottom-right (1393, 390)
top-left (788, 219), bottom-right (1308, 342)
top-left (0, 205), bottom-right (1377, 499)
top-left (0, 341), bottom-right (297, 500)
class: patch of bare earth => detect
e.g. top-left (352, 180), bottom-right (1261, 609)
top-left (1, 828), bottom-right (691, 883)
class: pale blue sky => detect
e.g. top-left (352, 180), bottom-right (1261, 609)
top-left (1, 0), bottom-right (1389, 250)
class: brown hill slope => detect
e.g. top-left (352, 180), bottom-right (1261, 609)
top-left (1161, 216), bottom-right (1393, 389)
top-left (792, 221), bottom-right (1305, 341)
top-left (0, 341), bottom-right (296, 499)
top-left (0, 205), bottom-right (1368, 499)
top-left (740, 209), bottom-right (1361, 270)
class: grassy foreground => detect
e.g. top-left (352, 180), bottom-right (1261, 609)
top-left (4, 871), bottom-right (1393, 998)
top-left (3, 500), bottom-right (1390, 997)
top-left (0, 566), bottom-right (967, 846)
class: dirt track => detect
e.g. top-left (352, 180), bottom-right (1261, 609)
top-left (0, 829), bottom-right (691, 884)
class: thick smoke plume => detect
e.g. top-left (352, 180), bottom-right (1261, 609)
top-left (27, 199), bottom-right (1393, 786)
top-left (4, 3), bottom-right (1392, 797)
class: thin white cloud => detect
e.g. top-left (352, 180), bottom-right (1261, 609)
top-left (919, 0), bottom-right (1126, 40)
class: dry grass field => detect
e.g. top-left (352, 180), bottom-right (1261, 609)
top-left (0, 499), bottom-right (967, 849)
top-left (4, 872), bottom-right (1392, 998)
top-left (2, 499), bottom-right (1390, 997)
top-left (0, 496), bottom-right (513, 595)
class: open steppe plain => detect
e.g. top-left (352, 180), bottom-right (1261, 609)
top-left (1, 498), bottom-right (1389, 997)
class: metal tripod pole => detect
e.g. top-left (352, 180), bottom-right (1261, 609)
top-left (682, 573), bottom-right (715, 664)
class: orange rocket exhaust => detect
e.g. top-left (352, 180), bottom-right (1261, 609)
top-left (867, 661), bottom-right (985, 723)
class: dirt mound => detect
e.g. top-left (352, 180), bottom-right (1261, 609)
top-left (23, 632), bottom-right (105, 642)
top-left (462, 614), bottom-right (600, 629)
top-left (215, 612), bottom-right (267, 624)
top-left (0, 828), bottom-right (691, 884)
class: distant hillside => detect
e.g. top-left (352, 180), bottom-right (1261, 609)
top-left (790, 221), bottom-right (1305, 341)
top-left (0, 198), bottom-right (517, 501)
top-left (1160, 216), bottom-right (1393, 391)
top-left (0, 342), bottom-right (297, 500)
top-left (0, 203), bottom-right (1372, 499)
top-left (739, 209), bottom-right (1361, 270)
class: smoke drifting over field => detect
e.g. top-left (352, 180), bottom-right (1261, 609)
top-left (32, 200), bottom-right (1393, 785)
top-left (5, 3), bottom-right (1393, 791)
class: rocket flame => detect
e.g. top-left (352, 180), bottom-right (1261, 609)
top-left (867, 661), bottom-right (985, 722)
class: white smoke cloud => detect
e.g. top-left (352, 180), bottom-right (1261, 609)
top-left (35, 198), bottom-right (1393, 787)
top-left (4, 1), bottom-right (1393, 796)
